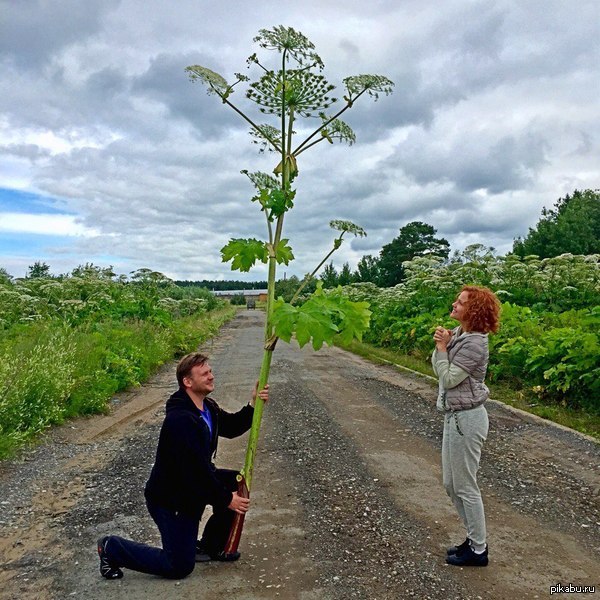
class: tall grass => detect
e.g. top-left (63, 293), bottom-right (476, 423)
top-left (0, 331), bottom-right (76, 451)
top-left (0, 269), bottom-right (236, 459)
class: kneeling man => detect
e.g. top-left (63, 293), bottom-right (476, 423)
top-left (97, 352), bottom-right (268, 580)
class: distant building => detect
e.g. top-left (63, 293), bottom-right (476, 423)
top-left (211, 289), bottom-right (268, 302)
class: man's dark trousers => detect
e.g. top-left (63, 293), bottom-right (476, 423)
top-left (105, 469), bottom-right (237, 579)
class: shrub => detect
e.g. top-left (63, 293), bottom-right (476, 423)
top-left (230, 293), bottom-right (247, 306)
top-left (340, 251), bottom-right (600, 413)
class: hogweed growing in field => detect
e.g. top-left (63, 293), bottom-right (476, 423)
top-left (187, 25), bottom-right (393, 551)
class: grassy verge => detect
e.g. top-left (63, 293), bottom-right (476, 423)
top-left (337, 338), bottom-right (600, 442)
top-left (0, 306), bottom-right (236, 459)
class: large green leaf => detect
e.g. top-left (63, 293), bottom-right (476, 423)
top-left (221, 238), bottom-right (268, 272)
top-left (271, 298), bottom-right (298, 343)
top-left (275, 239), bottom-right (295, 266)
top-left (329, 293), bottom-right (372, 345)
top-left (295, 299), bottom-right (339, 349)
top-left (272, 284), bottom-right (371, 350)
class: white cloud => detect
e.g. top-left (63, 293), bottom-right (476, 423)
top-left (0, 212), bottom-right (100, 237)
top-left (0, 0), bottom-right (598, 279)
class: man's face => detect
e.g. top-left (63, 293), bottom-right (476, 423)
top-left (183, 362), bottom-right (215, 397)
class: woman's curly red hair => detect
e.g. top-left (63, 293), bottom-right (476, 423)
top-left (461, 285), bottom-right (501, 334)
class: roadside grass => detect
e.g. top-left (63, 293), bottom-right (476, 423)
top-left (0, 306), bottom-right (236, 459)
top-left (337, 338), bottom-right (600, 442)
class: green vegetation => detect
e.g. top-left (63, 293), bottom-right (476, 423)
top-left (338, 247), bottom-right (600, 436)
top-left (175, 279), bottom-right (267, 290)
top-left (188, 24), bottom-right (392, 550)
top-left (513, 189), bottom-right (600, 258)
top-left (187, 25), bottom-right (392, 511)
top-left (0, 264), bottom-right (234, 458)
top-left (318, 189), bottom-right (600, 289)
top-left (229, 293), bottom-right (248, 306)
top-left (337, 338), bottom-right (600, 439)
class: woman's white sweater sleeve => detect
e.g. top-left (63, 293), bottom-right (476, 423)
top-left (432, 350), bottom-right (470, 389)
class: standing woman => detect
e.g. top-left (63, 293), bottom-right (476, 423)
top-left (432, 285), bottom-right (501, 567)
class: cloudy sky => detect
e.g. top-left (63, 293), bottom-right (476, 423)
top-left (1, 0), bottom-right (598, 281)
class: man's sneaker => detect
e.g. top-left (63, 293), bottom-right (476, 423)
top-left (446, 537), bottom-right (471, 556)
top-left (195, 542), bottom-right (240, 562)
top-left (446, 544), bottom-right (488, 567)
top-left (195, 542), bottom-right (212, 563)
top-left (97, 537), bottom-right (124, 579)
top-left (211, 550), bottom-right (241, 562)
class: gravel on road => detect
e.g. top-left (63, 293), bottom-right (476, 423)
top-left (0, 311), bottom-right (598, 600)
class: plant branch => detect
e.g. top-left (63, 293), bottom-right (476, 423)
top-left (289, 233), bottom-right (346, 305)
top-left (215, 92), bottom-right (281, 154)
top-left (253, 58), bottom-right (271, 74)
top-left (280, 49), bottom-right (287, 189)
top-left (292, 88), bottom-right (368, 156)
top-left (294, 136), bottom-right (326, 157)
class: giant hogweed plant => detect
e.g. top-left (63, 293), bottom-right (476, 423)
top-left (186, 25), bottom-right (393, 551)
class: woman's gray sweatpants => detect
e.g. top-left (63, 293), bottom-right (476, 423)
top-left (442, 404), bottom-right (489, 546)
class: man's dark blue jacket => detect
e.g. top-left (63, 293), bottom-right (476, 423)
top-left (144, 387), bottom-right (254, 518)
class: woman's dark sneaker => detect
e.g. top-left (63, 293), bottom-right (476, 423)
top-left (446, 544), bottom-right (488, 567)
top-left (97, 537), bottom-right (124, 579)
top-left (446, 537), bottom-right (471, 556)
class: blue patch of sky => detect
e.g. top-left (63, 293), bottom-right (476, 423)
top-left (0, 187), bottom-right (67, 214)
top-left (0, 232), bottom-right (73, 254)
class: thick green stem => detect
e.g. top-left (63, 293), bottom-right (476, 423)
top-left (280, 49), bottom-right (287, 185)
top-left (229, 47), bottom-right (377, 553)
top-left (241, 346), bottom-right (273, 490)
top-left (239, 226), bottom-right (278, 490)
top-left (239, 49), bottom-right (290, 492)
top-left (265, 235), bottom-right (279, 335)
top-left (226, 233), bottom-right (279, 559)
top-left (286, 109), bottom-right (295, 161)
top-left (289, 234), bottom-right (344, 305)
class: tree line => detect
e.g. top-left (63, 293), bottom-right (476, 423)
top-left (2, 263), bottom-right (268, 293)
top-left (304, 188), bottom-right (599, 292)
top-left (6, 188), bottom-right (597, 297)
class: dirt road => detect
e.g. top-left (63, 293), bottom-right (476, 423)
top-left (0, 311), bottom-right (598, 599)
